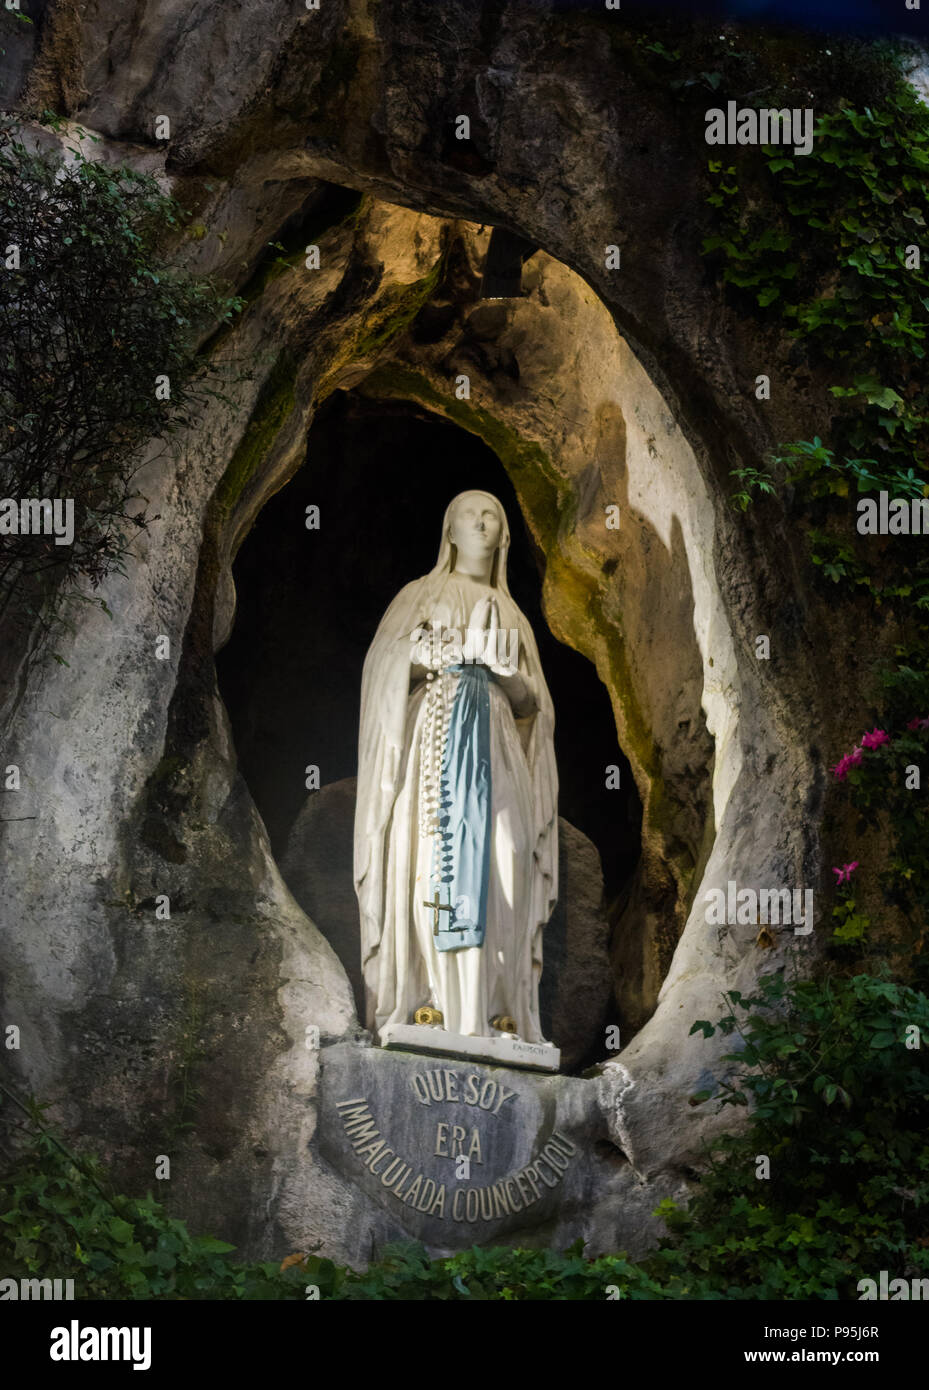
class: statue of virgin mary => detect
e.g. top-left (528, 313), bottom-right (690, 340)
top-left (353, 490), bottom-right (558, 1045)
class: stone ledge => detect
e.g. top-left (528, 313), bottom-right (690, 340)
top-left (380, 1023), bottom-right (561, 1072)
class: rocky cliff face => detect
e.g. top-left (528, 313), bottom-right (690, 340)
top-left (2, 1), bottom-right (920, 1263)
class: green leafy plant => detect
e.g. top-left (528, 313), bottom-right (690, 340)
top-left (729, 465), bottom-right (777, 510)
top-left (698, 71), bottom-right (929, 975)
top-left (830, 890), bottom-right (871, 945)
top-left (702, 83), bottom-right (929, 484)
top-left (773, 437), bottom-right (926, 501)
top-left (0, 119), bottom-right (244, 636)
top-left (0, 1087), bottom-right (310, 1300)
top-left (673, 967), bottom-right (929, 1298)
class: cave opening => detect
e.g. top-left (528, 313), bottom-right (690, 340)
top-left (217, 388), bottom-right (644, 1066)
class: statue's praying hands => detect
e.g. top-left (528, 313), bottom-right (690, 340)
top-left (465, 595), bottom-right (535, 716)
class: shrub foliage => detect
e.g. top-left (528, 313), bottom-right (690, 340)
top-left (0, 120), bottom-right (241, 632)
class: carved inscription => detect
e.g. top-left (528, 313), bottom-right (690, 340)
top-left (336, 1063), bottom-right (577, 1224)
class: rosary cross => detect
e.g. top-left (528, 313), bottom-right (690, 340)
top-left (423, 890), bottom-right (456, 936)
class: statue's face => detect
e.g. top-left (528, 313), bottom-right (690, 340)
top-left (448, 493), bottom-right (502, 562)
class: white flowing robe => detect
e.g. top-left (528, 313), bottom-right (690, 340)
top-left (353, 513), bottom-right (558, 1043)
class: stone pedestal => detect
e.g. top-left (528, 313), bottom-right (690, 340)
top-left (314, 1041), bottom-right (692, 1261)
top-left (318, 1041), bottom-right (595, 1248)
top-left (380, 1023), bottom-right (560, 1072)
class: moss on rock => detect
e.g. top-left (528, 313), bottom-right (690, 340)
top-left (215, 351), bottom-right (297, 517)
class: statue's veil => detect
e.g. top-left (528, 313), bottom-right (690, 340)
top-left (352, 490), bottom-right (558, 1030)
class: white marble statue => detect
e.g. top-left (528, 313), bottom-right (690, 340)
top-left (353, 490), bottom-right (558, 1044)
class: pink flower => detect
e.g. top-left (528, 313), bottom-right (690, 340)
top-left (907, 717), bottom-right (929, 732)
top-left (831, 747), bottom-right (864, 780)
top-left (832, 862), bottom-right (859, 885)
top-left (860, 728), bottom-right (890, 750)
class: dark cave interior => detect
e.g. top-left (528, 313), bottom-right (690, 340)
top-left (217, 391), bottom-right (643, 920)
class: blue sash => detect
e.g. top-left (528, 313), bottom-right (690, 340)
top-left (431, 664), bottom-right (491, 951)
